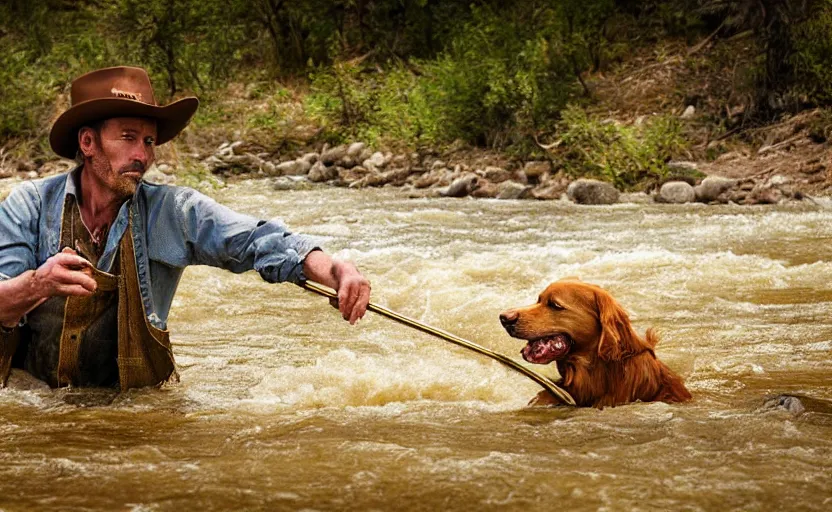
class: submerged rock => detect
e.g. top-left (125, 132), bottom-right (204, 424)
top-left (760, 395), bottom-right (806, 415)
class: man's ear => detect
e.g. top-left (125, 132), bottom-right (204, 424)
top-left (77, 126), bottom-right (99, 159)
top-left (595, 288), bottom-right (645, 361)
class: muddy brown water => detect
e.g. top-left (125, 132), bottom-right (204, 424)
top-left (1, 180), bottom-right (831, 511)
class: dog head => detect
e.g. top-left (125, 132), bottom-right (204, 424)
top-left (499, 278), bottom-right (648, 365)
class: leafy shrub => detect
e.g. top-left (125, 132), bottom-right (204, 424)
top-left (790, 1), bottom-right (832, 105)
top-left (559, 105), bottom-right (687, 189)
top-left (305, 62), bottom-right (441, 147)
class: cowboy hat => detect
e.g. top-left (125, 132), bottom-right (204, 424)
top-left (50, 66), bottom-right (199, 159)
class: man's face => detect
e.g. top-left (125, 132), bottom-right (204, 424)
top-left (83, 117), bottom-right (157, 198)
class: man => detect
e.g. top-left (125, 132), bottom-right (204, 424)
top-left (0, 66), bottom-right (370, 389)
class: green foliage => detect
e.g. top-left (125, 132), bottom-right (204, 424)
top-left (790, 1), bottom-right (832, 105)
top-left (559, 106), bottom-right (687, 189)
top-left (306, 1), bottom-right (617, 148)
top-left (305, 63), bottom-right (440, 146)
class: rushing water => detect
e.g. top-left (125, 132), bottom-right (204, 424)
top-left (1, 179), bottom-right (831, 511)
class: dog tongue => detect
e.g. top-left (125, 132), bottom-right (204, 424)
top-left (521, 335), bottom-right (571, 365)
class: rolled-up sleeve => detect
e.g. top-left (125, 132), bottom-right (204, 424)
top-left (0, 182), bottom-right (40, 281)
top-left (171, 188), bottom-right (319, 283)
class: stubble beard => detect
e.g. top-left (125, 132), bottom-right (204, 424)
top-left (90, 157), bottom-right (143, 199)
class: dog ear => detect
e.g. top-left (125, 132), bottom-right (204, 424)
top-left (595, 288), bottom-right (647, 361)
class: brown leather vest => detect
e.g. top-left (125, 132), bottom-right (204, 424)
top-left (0, 197), bottom-right (178, 390)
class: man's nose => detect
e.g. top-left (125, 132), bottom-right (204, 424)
top-left (499, 310), bottom-right (519, 329)
top-left (133, 143), bottom-right (153, 166)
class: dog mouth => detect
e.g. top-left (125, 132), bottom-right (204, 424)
top-left (521, 334), bottom-right (572, 365)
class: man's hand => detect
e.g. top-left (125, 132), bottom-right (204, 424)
top-left (302, 250), bottom-right (371, 325)
top-left (32, 248), bottom-right (97, 299)
top-left (0, 248), bottom-right (97, 329)
top-left (332, 261), bottom-right (371, 324)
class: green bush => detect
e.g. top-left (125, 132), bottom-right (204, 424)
top-left (305, 62), bottom-right (441, 147)
top-left (790, 1), bottom-right (832, 105)
top-left (559, 105), bottom-right (687, 189)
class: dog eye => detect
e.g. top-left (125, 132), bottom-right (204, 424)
top-left (548, 300), bottom-right (565, 310)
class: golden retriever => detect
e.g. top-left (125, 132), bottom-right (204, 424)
top-left (500, 278), bottom-right (692, 408)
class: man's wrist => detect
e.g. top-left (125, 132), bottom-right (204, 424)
top-left (331, 260), bottom-right (358, 283)
top-left (25, 269), bottom-right (45, 303)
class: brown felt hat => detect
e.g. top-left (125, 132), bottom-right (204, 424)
top-left (50, 66), bottom-right (199, 159)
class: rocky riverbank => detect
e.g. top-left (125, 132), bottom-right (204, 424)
top-left (196, 140), bottom-right (809, 205)
top-left (0, 138), bottom-right (822, 206)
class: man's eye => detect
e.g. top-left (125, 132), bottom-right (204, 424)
top-left (123, 134), bottom-right (134, 141)
top-left (144, 137), bottom-right (155, 145)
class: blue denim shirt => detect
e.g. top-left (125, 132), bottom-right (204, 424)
top-left (0, 167), bottom-right (319, 328)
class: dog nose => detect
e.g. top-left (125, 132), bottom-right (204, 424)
top-left (499, 310), bottom-right (519, 329)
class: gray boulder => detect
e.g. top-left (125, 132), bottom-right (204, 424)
top-left (441, 174), bottom-right (478, 197)
top-left (276, 160), bottom-right (307, 176)
top-left (496, 181), bottom-right (532, 200)
top-left (308, 161), bottom-right (338, 182)
top-left (364, 151), bottom-right (387, 169)
top-left (694, 176), bottom-right (738, 203)
top-left (346, 142), bottom-right (366, 157)
top-left (657, 181), bottom-right (696, 204)
top-left (566, 179), bottom-right (620, 205)
top-left (320, 145), bottom-right (348, 165)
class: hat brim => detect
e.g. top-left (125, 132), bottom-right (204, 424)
top-left (49, 96), bottom-right (199, 159)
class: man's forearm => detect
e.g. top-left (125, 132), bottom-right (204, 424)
top-left (302, 250), bottom-right (342, 289)
top-left (0, 271), bottom-right (47, 328)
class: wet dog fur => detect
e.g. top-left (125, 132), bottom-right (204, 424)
top-left (500, 278), bottom-right (692, 408)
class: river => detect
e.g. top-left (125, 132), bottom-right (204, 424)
top-left (1, 180), bottom-right (831, 511)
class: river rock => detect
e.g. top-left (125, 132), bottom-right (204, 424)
top-left (431, 160), bottom-right (447, 171)
top-left (656, 181), bottom-right (696, 204)
top-left (276, 160), bottom-right (307, 176)
top-left (412, 170), bottom-right (442, 189)
top-left (481, 166), bottom-right (511, 183)
top-left (230, 140), bottom-right (246, 155)
top-left (746, 174), bottom-right (800, 204)
top-left (566, 179), bottom-right (620, 205)
top-left (143, 167), bottom-right (176, 185)
top-left (338, 156), bottom-right (358, 169)
top-left (694, 176), bottom-right (737, 203)
top-left (308, 161), bottom-right (338, 182)
top-left (273, 176), bottom-right (312, 191)
top-left (471, 179), bottom-right (499, 198)
top-left (347, 142), bottom-right (366, 157)
top-left (760, 395), bottom-right (806, 415)
top-left (523, 161), bottom-right (552, 180)
top-left (441, 174), bottom-right (478, 197)
top-left (381, 168), bottom-right (411, 187)
top-left (531, 181), bottom-right (566, 200)
top-left (321, 145), bottom-right (348, 165)
top-left (497, 181), bottom-right (532, 200)
top-left (301, 152), bottom-right (319, 164)
top-left (364, 151), bottom-right (387, 169)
